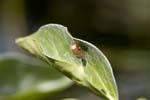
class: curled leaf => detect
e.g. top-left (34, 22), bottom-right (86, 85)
top-left (16, 24), bottom-right (119, 100)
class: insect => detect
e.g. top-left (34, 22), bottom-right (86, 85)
top-left (71, 41), bottom-right (86, 66)
top-left (71, 41), bottom-right (85, 58)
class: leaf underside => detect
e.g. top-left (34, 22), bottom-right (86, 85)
top-left (16, 24), bottom-right (119, 100)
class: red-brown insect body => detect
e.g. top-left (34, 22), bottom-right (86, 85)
top-left (71, 41), bottom-right (85, 59)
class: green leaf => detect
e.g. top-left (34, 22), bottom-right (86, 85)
top-left (0, 52), bottom-right (72, 100)
top-left (16, 24), bottom-right (119, 100)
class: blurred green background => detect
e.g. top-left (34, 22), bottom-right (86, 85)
top-left (0, 0), bottom-right (150, 100)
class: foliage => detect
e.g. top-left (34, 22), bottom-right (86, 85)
top-left (0, 53), bottom-right (72, 100)
top-left (16, 24), bottom-right (118, 100)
